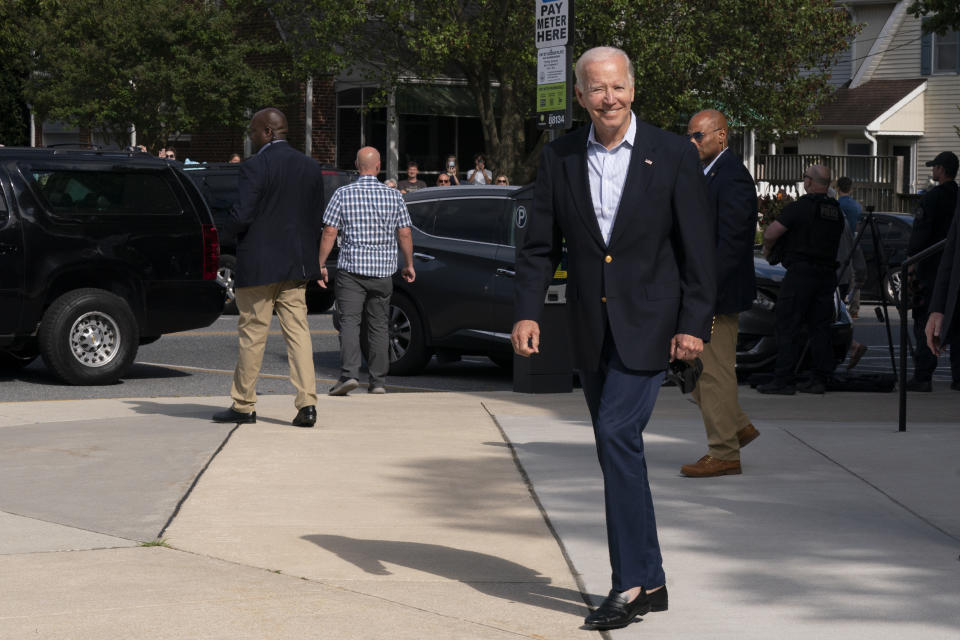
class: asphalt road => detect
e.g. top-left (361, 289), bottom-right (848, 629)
top-left (0, 312), bottom-right (514, 403)
top-left (1, 302), bottom-right (952, 403)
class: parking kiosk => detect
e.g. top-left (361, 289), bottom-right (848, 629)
top-left (512, 202), bottom-right (574, 393)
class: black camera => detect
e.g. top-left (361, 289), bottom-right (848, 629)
top-left (665, 357), bottom-right (703, 394)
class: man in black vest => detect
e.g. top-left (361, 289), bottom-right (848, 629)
top-left (759, 164), bottom-right (844, 395)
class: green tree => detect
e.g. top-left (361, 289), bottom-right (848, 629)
top-left (0, 2), bottom-right (33, 146)
top-left (23, 0), bottom-right (283, 152)
top-left (907, 0), bottom-right (960, 34)
top-left (268, 0), bottom-right (857, 181)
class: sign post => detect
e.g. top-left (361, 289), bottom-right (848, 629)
top-left (535, 0), bottom-right (573, 133)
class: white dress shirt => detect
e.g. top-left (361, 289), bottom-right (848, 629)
top-left (585, 112), bottom-right (637, 245)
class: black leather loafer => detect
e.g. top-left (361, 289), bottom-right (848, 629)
top-left (584, 586), bottom-right (668, 630)
top-left (292, 405), bottom-right (316, 427)
top-left (212, 407), bottom-right (256, 424)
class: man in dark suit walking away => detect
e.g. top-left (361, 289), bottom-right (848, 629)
top-left (680, 109), bottom-right (759, 478)
top-left (213, 108), bottom-right (323, 428)
top-left (512, 47), bottom-right (715, 631)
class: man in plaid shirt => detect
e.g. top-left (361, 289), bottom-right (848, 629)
top-left (318, 147), bottom-right (416, 395)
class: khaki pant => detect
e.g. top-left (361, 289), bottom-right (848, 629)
top-left (230, 281), bottom-right (317, 412)
top-left (691, 313), bottom-right (751, 461)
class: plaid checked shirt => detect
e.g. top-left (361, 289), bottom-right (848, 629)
top-left (322, 175), bottom-right (413, 278)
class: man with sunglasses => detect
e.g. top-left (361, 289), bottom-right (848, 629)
top-left (680, 109), bottom-right (759, 477)
top-left (760, 164), bottom-right (844, 394)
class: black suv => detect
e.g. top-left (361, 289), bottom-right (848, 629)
top-left (0, 148), bottom-right (224, 384)
top-left (183, 161), bottom-right (357, 312)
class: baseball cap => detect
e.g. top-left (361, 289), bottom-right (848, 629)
top-left (924, 151), bottom-right (959, 173)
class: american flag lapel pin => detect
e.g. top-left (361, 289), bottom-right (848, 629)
top-left (644, 159), bottom-right (653, 165)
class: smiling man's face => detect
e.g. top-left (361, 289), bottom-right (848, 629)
top-left (575, 54), bottom-right (634, 145)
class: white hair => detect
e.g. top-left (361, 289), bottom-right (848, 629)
top-left (575, 46), bottom-right (634, 92)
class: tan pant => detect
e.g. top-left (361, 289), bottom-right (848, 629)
top-left (230, 281), bottom-right (317, 412)
top-left (691, 313), bottom-right (751, 461)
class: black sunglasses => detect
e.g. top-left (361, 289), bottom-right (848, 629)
top-left (687, 127), bottom-right (722, 142)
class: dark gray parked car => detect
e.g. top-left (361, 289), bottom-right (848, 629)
top-left (332, 186), bottom-right (852, 377)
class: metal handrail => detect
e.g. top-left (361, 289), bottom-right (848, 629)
top-left (897, 239), bottom-right (946, 432)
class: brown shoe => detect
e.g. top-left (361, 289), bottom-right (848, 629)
top-left (846, 342), bottom-right (867, 370)
top-left (736, 424), bottom-right (760, 448)
top-left (681, 455), bottom-right (742, 477)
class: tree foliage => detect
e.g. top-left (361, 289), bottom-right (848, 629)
top-left (0, 3), bottom-right (33, 146)
top-left (22, 0), bottom-right (283, 152)
top-left (907, 0), bottom-right (960, 34)
top-left (268, 0), bottom-right (856, 181)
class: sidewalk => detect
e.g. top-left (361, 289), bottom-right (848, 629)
top-left (0, 387), bottom-right (958, 639)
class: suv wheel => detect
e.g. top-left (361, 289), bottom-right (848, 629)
top-left (386, 294), bottom-right (431, 375)
top-left (218, 254), bottom-right (238, 314)
top-left (39, 289), bottom-right (139, 385)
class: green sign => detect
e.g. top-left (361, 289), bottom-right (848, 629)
top-left (537, 83), bottom-right (566, 112)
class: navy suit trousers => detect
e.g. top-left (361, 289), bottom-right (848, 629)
top-left (578, 327), bottom-right (666, 591)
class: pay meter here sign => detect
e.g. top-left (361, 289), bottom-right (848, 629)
top-left (535, 0), bottom-right (573, 131)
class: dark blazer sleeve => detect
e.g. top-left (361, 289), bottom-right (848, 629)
top-left (672, 143), bottom-right (717, 339)
top-left (712, 154), bottom-right (758, 314)
top-left (232, 157), bottom-right (264, 232)
top-left (514, 144), bottom-right (564, 324)
top-left (929, 203), bottom-right (959, 316)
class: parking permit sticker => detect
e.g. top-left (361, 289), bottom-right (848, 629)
top-left (515, 205), bottom-right (527, 229)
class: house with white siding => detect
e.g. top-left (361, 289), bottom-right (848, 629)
top-left (788, 1), bottom-right (959, 195)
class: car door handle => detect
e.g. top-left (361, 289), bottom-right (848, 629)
top-left (414, 252), bottom-right (436, 261)
top-left (496, 268), bottom-right (515, 278)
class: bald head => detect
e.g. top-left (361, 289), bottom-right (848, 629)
top-left (804, 164), bottom-right (831, 194)
top-left (687, 109), bottom-right (729, 164)
top-left (247, 107), bottom-right (288, 152)
top-left (355, 147), bottom-right (381, 175)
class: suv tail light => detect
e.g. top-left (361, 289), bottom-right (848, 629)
top-left (201, 224), bottom-right (220, 280)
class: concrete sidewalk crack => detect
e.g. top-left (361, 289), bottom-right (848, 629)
top-left (480, 402), bottom-right (608, 638)
top-left (157, 422), bottom-right (241, 540)
top-left (0, 508), bottom-right (135, 550)
top-left (783, 428), bottom-right (960, 545)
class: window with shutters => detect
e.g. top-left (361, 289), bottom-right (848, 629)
top-left (932, 29), bottom-right (958, 73)
top-left (922, 20), bottom-right (959, 75)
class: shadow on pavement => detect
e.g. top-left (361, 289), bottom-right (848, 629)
top-left (302, 534), bottom-right (591, 617)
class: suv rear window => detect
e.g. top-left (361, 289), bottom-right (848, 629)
top-left (26, 167), bottom-right (181, 216)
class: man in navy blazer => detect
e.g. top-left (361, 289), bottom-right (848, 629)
top-left (680, 109), bottom-right (760, 478)
top-left (213, 108), bottom-right (323, 428)
top-left (512, 47), bottom-right (715, 631)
